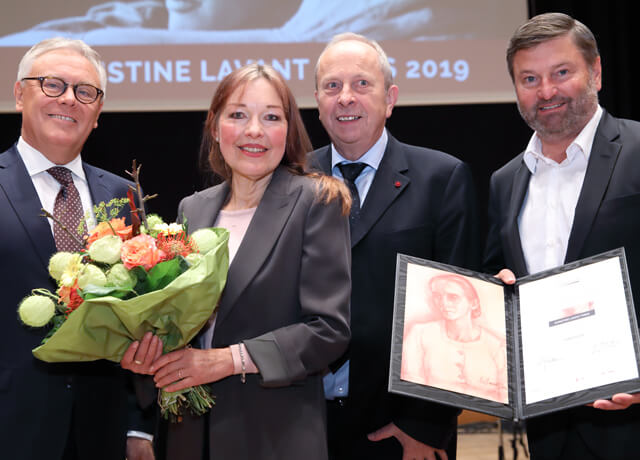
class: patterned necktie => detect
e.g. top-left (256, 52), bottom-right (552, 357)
top-left (338, 162), bottom-right (367, 225)
top-left (47, 167), bottom-right (86, 252)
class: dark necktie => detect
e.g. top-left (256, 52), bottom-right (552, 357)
top-left (338, 162), bottom-right (367, 225)
top-left (47, 167), bottom-right (86, 252)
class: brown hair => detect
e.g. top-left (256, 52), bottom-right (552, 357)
top-left (201, 63), bottom-right (351, 215)
top-left (506, 12), bottom-right (599, 81)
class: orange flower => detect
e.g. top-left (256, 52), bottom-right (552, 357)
top-left (87, 218), bottom-right (133, 246)
top-left (58, 281), bottom-right (84, 316)
top-left (156, 231), bottom-right (196, 260)
top-left (121, 234), bottom-right (166, 271)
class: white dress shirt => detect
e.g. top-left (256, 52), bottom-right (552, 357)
top-left (519, 106), bottom-right (603, 274)
top-left (16, 136), bottom-right (95, 233)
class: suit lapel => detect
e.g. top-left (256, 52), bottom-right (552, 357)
top-left (215, 166), bottom-right (301, 326)
top-left (351, 135), bottom-right (409, 247)
top-left (0, 145), bottom-right (56, 267)
top-left (565, 111), bottom-right (622, 263)
top-left (504, 160), bottom-right (531, 276)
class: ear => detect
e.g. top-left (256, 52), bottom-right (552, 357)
top-left (591, 56), bottom-right (602, 91)
top-left (314, 90), bottom-right (321, 117)
top-left (14, 81), bottom-right (24, 112)
top-left (385, 85), bottom-right (399, 119)
top-left (93, 101), bottom-right (104, 129)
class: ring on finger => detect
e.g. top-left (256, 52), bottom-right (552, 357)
top-left (178, 369), bottom-right (183, 379)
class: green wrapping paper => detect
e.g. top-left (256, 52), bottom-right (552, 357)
top-left (33, 227), bottom-right (229, 362)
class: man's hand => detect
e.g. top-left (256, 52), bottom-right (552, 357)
top-left (126, 437), bottom-right (154, 460)
top-left (592, 393), bottom-right (640, 410)
top-left (368, 422), bottom-right (448, 460)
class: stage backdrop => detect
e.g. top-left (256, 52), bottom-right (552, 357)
top-left (0, 0), bottom-right (528, 111)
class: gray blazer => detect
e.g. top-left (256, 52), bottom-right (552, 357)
top-left (163, 166), bottom-right (351, 460)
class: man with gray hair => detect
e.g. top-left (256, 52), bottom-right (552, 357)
top-left (485, 12), bottom-right (640, 460)
top-left (0, 37), bottom-right (154, 460)
top-left (310, 32), bottom-right (479, 460)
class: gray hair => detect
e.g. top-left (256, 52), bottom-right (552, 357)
top-left (507, 12), bottom-right (599, 81)
top-left (17, 37), bottom-right (107, 97)
top-left (315, 32), bottom-right (394, 91)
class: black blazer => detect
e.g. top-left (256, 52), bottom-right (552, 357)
top-left (162, 166), bottom-right (351, 460)
top-left (0, 145), bottom-right (150, 460)
top-left (484, 110), bottom-right (640, 460)
top-left (310, 134), bottom-right (479, 454)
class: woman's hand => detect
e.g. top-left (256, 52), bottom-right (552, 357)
top-left (151, 347), bottom-right (234, 392)
top-left (121, 331), bottom-right (163, 375)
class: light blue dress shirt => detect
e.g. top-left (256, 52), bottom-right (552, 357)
top-left (323, 129), bottom-right (388, 400)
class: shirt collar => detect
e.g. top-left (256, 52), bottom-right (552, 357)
top-left (330, 128), bottom-right (388, 170)
top-left (523, 105), bottom-right (603, 174)
top-left (17, 136), bottom-right (87, 182)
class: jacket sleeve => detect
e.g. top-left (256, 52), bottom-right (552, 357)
top-left (244, 192), bottom-right (351, 387)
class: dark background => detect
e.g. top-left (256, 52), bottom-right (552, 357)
top-left (0, 0), bottom-right (635, 242)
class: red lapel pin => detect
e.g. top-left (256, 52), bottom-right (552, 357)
top-left (394, 181), bottom-right (401, 188)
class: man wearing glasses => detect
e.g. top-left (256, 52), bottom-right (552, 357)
top-left (0, 38), bottom-right (154, 460)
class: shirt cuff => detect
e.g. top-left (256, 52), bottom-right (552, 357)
top-left (127, 430), bottom-right (154, 442)
top-left (230, 343), bottom-right (259, 374)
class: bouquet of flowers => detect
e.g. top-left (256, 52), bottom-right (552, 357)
top-left (17, 163), bottom-right (229, 422)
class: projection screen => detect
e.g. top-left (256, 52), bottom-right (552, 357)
top-left (0, 0), bottom-right (528, 112)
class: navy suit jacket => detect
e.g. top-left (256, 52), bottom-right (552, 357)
top-left (0, 144), bottom-right (150, 460)
top-left (310, 134), bottom-right (479, 456)
top-left (484, 111), bottom-right (640, 460)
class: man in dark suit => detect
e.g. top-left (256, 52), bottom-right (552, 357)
top-left (0, 38), bottom-right (153, 459)
top-left (310, 32), bottom-right (479, 460)
top-left (484, 13), bottom-right (640, 460)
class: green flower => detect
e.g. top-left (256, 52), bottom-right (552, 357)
top-left (143, 214), bottom-right (166, 237)
top-left (88, 235), bottom-right (123, 264)
top-left (77, 264), bottom-right (107, 290)
top-left (190, 228), bottom-right (219, 254)
top-left (18, 295), bottom-right (56, 327)
top-left (106, 263), bottom-right (137, 289)
top-left (48, 252), bottom-right (76, 281)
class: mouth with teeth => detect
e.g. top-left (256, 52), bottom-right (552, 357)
top-left (537, 99), bottom-right (566, 112)
top-left (239, 145), bottom-right (268, 156)
top-left (337, 115), bottom-right (361, 122)
top-left (49, 114), bottom-right (76, 123)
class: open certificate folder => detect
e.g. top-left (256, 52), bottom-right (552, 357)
top-left (389, 248), bottom-right (640, 420)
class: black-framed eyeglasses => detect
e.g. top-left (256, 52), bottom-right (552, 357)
top-left (21, 76), bottom-right (104, 104)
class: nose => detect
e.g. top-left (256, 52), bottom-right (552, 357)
top-left (245, 116), bottom-right (263, 138)
top-left (537, 77), bottom-right (557, 101)
top-left (337, 86), bottom-right (355, 107)
top-left (57, 84), bottom-right (77, 105)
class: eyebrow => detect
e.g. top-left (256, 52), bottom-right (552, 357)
top-left (226, 102), bottom-right (284, 109)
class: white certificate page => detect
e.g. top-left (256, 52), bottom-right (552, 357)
top-left (518, 257), bottom-right (639, 404)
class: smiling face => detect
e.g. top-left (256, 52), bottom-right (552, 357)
top-left (512, 33), bottom-right (601, 148)
top-left (14, 49), bottom-right (103, 164)
top-left (214, 77), bottom-right (287, 184)
top-left (315, 40), bottom-right (398, 161)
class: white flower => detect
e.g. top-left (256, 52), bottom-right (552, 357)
top-left (88, 235), bottom-right (123, 264)
top-left (106, 263), bottom-right (137, 290)
top-left (48, 252), bottom-right (75, 281)
top-left (77, 264), bottom-right (107, 290)
top-left (190, 228), bottom-right (218, 254)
